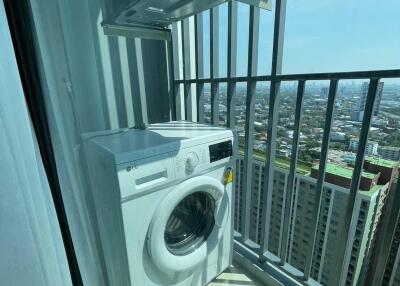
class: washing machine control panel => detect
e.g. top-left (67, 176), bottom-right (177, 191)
top-left (175, 138), bottom-right (234, 177)
top-left (209, 140), bottom-right (233, 163)
top-left (185, 152), bottom-right (199, 172)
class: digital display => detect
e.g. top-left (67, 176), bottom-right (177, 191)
top-left (209, 140), bottom-right (232, 163)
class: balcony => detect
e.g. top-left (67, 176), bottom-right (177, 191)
top-left (2, 0), bottom-right (400, 286)
top-left (170, 1), bottom-right (400, 285)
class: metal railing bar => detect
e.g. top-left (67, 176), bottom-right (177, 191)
top-left (259, 0), bottom-right (287, 262)
top-left (210, 7), bottom-right (219, 125)
top-left (277, 69), bottom-right (400, 81)
top-left (166, 39), bottom-right (176, 120)
top-left (227, 0), bottom-right (238, 128)
top-left (227, 82), bottom-right (237, 128)
top-left (338, 78), bottom-right (380, 285)
top-left (240, 4), bottom-right (260, 243)
top-left (259, 80), bottom-right (281, 259)
top-left (271, 1), bottom-right (286, 76)
top-left (303, 79), bottom-right (338, 281)
top-left (279, 80), bottom-right (305, 264)
top-left (173, 69), bottom-right (400, 84)
top-left (211, 82), bottom-right (219, 125)
top-left (175, 76), bottom-right (268, 84)
top-left (182, 19), bottom-right (193, 121)
top-left (194, 14), bottom-right (205, 123)
top-left (196, 83), bottom-right (205, 123)
top-left (194, 14), bottom-right (204, 79)
top-left (171, 22), bottom-right (183, 119)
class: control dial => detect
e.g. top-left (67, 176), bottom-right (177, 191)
top-left (186, 152), bottom-right (199, 172)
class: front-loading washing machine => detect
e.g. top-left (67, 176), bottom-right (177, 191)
top-left (83, 121), bottom-right (237, 286)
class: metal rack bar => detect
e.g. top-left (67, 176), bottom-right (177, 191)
top-left (195, 14), bottom-right (205, 123)
top-left (227, 1), bottom-right (238, 128)
top-left (259, 0), bottom-right (287, 261)
top-left (210, 7), bottom-right (220, 125)
top-left (240, 5), bottom-right (260, 243)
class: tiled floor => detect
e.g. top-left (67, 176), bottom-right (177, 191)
top-left (208, 265), bottom-right (263, 286)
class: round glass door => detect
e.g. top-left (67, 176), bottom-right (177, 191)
top-left (164, 192), bottom-right (215, 256)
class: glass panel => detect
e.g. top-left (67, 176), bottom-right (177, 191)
top-left (234, 82), bottom-right (247, 234)
top-left (233, 81), bottom-right (271, 245)
top-left (235, 82), bottom-right (248, 148)
top-left (203, 83), bottom-right (211, 124)
top-left (218, 82), bottom-right (227, 127)
top-left (267, 81), bottom-right (297, 257)
top-left (283, 81), bottom-right (329, 275)
top-left (249, 82), bottom-right (270, 244)
top-left (257, 6), bottom-right (274, 75)
top-left (236, 3), bottom-right (250, 77)
top-left (202, 10), bottom-right (210, 79)
top-left (165, 192), bottom-right (215, 255)
top-left (172, 21), bottom-right (184, 80)
top-left (218, 3), bottom-right (228, 78)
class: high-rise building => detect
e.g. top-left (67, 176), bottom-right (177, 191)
top-left (321, 87), bottom-right (329, 99)
top-left (352, 82), bottom-right (384, 121)
top-left (378, 146), bottom-right (400, 161)
top-left (234, 154), bottom-right (399, 285)
top-left (349, 137), bottom-right (379, 156)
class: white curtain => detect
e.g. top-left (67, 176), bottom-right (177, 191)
top-left (0, 2), bottom-right (71, 285)
top-left (28, 0), bottom-right (172, 284)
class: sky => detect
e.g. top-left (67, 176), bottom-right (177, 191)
top-left (201, 0), bottom-right (400, 76)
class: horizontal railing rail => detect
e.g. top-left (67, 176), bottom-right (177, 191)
top-left (174, 69), bottom-right (400, 84)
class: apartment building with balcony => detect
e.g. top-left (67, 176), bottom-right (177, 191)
top-left (349, 138), bottom-right (379, 156)
top-left (235, 154), bottom-right (398, 285)
top-left (379, 146), bottom-right (400, 161)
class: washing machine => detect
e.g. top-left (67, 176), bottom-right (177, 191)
top-left (83, 121), bottom-right (237, 286)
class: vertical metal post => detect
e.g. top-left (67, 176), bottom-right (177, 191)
top-left (240, 5), bottom-right (260, 243)
top-left (195, 14), bottom-right (205, 123)
top-left (171, 22), bottom-right (184, 120)
top-left (279, 80), bottom-right (305, 263)
top-left (259, 0), bottom-right (287, 262)
top-left (227, 1), bottom-right (238, 128)
top-left (303, 79), bottom-right (338, 280)
top-left (210, 7), bottom-right (219, 125)
top-left (126, 39), bottom-right (148, 129)
top-left (166, 38), bottom-right (177, 121)
top-left (181, 20), bottom-right (190, 120)
top-left (338, 78), bottom-right (380, 284)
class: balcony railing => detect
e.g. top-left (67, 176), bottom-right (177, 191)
top-left (170, 0), bottom-right (400, 285)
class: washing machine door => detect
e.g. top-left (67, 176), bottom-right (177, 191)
top-left (147, 176), bottom-right (229, 273)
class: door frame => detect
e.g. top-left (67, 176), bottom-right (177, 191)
top-left (2, 1), bottom-right (83, 284)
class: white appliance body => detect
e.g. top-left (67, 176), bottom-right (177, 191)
top-left (83, 121), bottom-right (237, 286)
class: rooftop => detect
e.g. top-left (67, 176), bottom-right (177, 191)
top-left (379, 146), bottom-right (400, 151)
top-left (241, 149), bottom-right (312, 175)
top-left (365, 156), bottom-right (399, 168)
top-left (313, 163), bottom-right (376, 180)
top-left (361, 184), bottom-right (385, 198)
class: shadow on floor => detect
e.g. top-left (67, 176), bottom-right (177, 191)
top-left (208, 265), bottom-right (264, 286)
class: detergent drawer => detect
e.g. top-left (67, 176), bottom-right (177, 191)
top-left (117, 152), bottom-right (175, 199)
